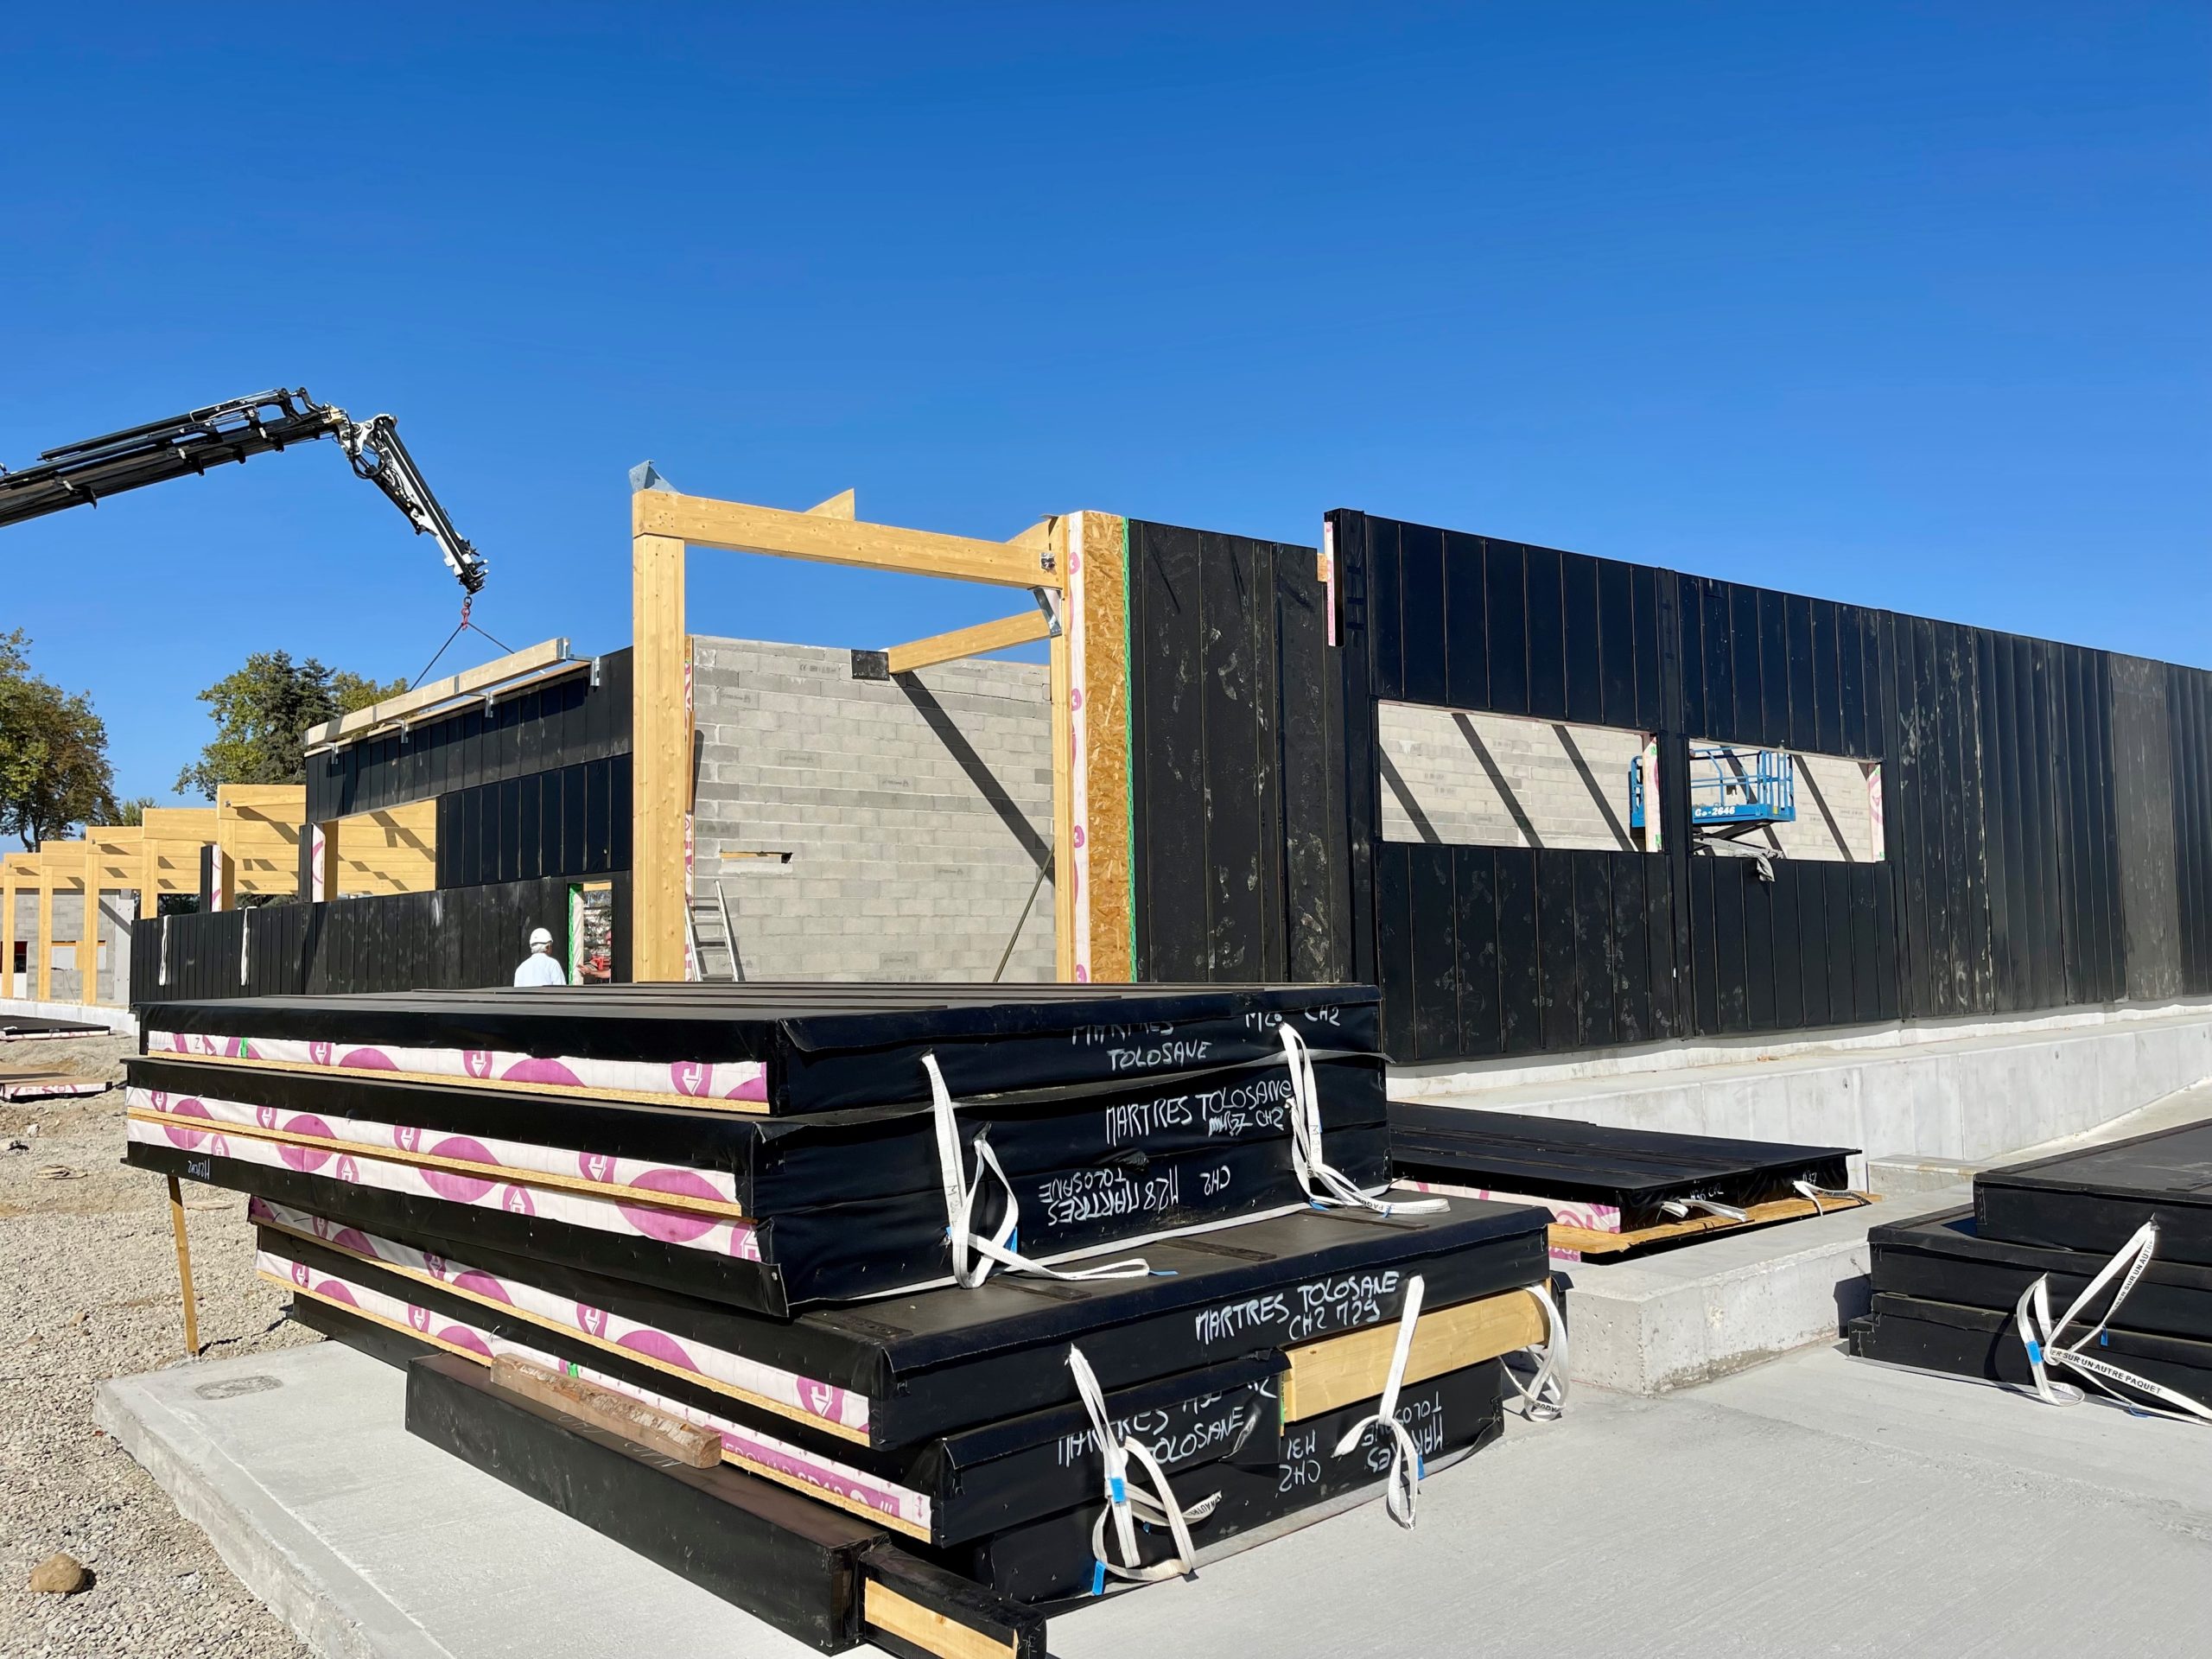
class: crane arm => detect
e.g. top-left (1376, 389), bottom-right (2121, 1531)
top-left (0, 387), bottom-right (487, 594)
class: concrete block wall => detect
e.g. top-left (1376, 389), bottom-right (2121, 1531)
top-left (1378, 702), bottom-right (1646, 850)
top-left (8, 888), bottom-right (136, 1003)
top-left (691, 637), bottom-right (1056, 982)
top-left (1687, 743), bottom-right (1880, 863)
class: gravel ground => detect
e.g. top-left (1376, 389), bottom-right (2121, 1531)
top-left (0, 1033), bottom-right (317, 1657)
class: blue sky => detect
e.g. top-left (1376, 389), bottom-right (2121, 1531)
top-left (3, 4), bottom-right (2205, 806)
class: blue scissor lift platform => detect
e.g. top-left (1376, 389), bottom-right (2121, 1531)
top-left (1630, 747), bottom-right (1796, 838)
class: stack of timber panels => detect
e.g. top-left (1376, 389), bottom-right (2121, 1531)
top-left (128, 983), bottom-right (1554, 1652)
top-left (1852, 1123), bottom-right (2212, 1411)
top-left (1389, 1103), bottom-right (1866, 1260)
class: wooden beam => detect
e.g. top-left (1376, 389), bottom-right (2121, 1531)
top-left (862, 1581), bottom-right (1018, 1659)
top-left (0, 863), bottom-right (14, 999)
top-left (632, 531), bottom-right (690, 982)
top-left (804, 489), bottom-right (855, 519)
top-left (79, 836), bottom-right (99, 1005)
top-left (167, 1174), bottom-right (200, 1358)
top-left (1279, 1287), bottom-right (1550, 1421)
top-left (303, 639), bottom-right (572, 747)
top-left (1050, 518), bottom-right (1076, 982)
top-left (633, 491), bottom-right (1059, 591)
top-left (882, 609), bottom-right (1052, 677)
top-left (1071, 512), bottom-right (1135, 982)
top-left (34, 864), bottom-right (52, 1001)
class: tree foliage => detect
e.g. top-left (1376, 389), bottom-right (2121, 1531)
top-left (176, 652), bottom-right (406, 798)
top-left (0, 629), bottom-right (118, 849)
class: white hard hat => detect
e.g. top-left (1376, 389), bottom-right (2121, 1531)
top-left (529, 927), bottom-right (554, 948)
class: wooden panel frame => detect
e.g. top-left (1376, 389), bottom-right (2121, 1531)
top-left (304, 639), bottom-right (572, 748)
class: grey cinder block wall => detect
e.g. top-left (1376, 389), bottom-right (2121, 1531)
top-left (691, 637), bottom-right (1057, 982)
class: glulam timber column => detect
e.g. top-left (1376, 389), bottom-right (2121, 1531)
top-left (632, 513), bottom-right (690, 983)
top-left (1065, 511), bottom-right (1135, 982)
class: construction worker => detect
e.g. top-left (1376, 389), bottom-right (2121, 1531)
top-left (513, 926), bottom-right (568, 987)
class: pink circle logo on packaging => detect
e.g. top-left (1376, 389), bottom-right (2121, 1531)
top-left (579, 1153), bottom-right (613, 1185)
top-left (340, 1048), bottom-right (396, 1072)
top-left (671, 1062), bottom-right (710, 1097)
top-left (501, 1185), bottom-right (536, 1216)
top-left (423, 1253), bottom-right (448, 1281)
top-left (279, 1117), bottom-right (337, 1172)
top-left (578, 1305), bottom-right (610, 1338)
top-left (454, 1268), bottom-right (512, 1305)
top-left (617, 1169), bottom-right (724, 1243)
top-left (147, 1090), bottom-right (168, 1110)
top-left (464, 1050), bottom-right (494, 1078)
top-left (334, 1155), bottom-right (360, 1185)
top-left (731, 1226), bottom-right (764, 1262)
top-left (617, 1328), bottom-right (699, 1374)
top-left (422, 1139), bottom-right (499, 1204)
top-left (256, 1105), bottom-right (279, 1130)
top-left (312, 1215), bottom-right (334, 1241)
top-left (408, 1303), bottom-right (431, 1333)
top-left (396, 1124), bottom-right (422, 1154)
top-left (209, 1135), bottom-right (232, 1159)
top-left (308, 1041), bottom-right (333, 1068)
top-left (499, 1057), bottom-right (582, 1090)
top-left (160, 1099), bottom-right (213, 1149)
top-left (291, 1261), bottom-right (311, 1287)
top-left (802, 1381), bottom-right (846, 1421)
top-left (440, 1325), bottom-right (493, 1360)
top-left (316, 1279), bottom-right (360, 1308)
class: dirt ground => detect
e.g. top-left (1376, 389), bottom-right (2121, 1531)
top-left (0, 1032), bottom-right (317, 1657)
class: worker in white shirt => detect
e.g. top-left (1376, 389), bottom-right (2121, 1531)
top-left (513, 926), bottom-right (569, 987)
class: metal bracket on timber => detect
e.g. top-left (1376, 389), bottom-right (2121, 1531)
top-left (855, 587), bottom-right (1063, 681)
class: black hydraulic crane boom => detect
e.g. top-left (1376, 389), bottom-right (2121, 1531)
top-left (0, 387), bottom-right (487, 594)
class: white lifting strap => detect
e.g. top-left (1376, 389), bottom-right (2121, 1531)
top-left (2012, 1219), bottom-right (2212, 1426)
top-left (1660, 1195), bottom-right (1750, 1222)
top-left (1790, 1178), bottom-right (1858, 1217)
top-left (1279, 1026), bottom-right (1444, 1218)
top-left (1068, 1344), bottom-right (1219, 1593)
top-left (1334, 1273), bottom-right (1428, 1528)
top-left (923, 1052), bottom-right (1154, 1290)
top-left (1504, 1281), bottom-right (1570, 1422)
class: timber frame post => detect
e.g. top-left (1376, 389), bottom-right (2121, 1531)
top-left (627, 488), bottom-right (1076, 983)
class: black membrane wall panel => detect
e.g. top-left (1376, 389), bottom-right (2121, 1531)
top-left (1321, 508), bottom-right (2196, 1065)
top-left (131, 1051), bottom-right (1387, 1213)
top-left (279, 1198), bottom-right (1548, 1446)
top-left (133, 1121), bottom-right (1392, 1313)
top-left (1126, 520), bottom-right (1349, 984)
top-left (129, 874), bottom-right (632, 1006)
top-left (306, 650), bottom-right (632, 823)
top-left (1389, 1104), bottom-right (1853, 1228)
top-left (1851, 1294), bottom-right (2212, 1402)
top-left (955, 1361), bottom-right (1505, 1605)
top-left (1869, 1208), bottom-right (2212, 1343)
top-left (1974, 1122), bottom-right (2212, 1266)
top-left (435, 754), bottom-right (630, 889)
top-left (284, 1243), bottom-right (1287, 1548)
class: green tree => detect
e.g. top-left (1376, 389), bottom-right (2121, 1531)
top-left (0, 629), bottom-right (119, 848)
top-left (175, 652), bottom-right (406, 798)
top-left (116, 796), bottom-right (156, 826)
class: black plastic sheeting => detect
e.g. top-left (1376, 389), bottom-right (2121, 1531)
top-left (1388, 1104), bottom-right (1854, 1230)
top-left (954, 1360), bottom-right (1506, 1605)
top-left (132, 1050), bottom-right (1385, 1212)
top-left (133, 1121), bottom-right (1392, 1313)
top-left (288, 1199), bottom-right (1546, 1447)
top-left (1975, 1122), bottom-right (2212, 1266)
top-left (139, 983), bottom-right (1379, 1112)
top-left (1870, 1207), bottom-right (2212, 1344)
top-left (300, 1259), bottom-right (1286, 1548)
top-left (404, 1353), bottom-right (1048, 1656)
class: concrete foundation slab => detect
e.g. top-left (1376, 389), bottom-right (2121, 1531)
top-left (99, 1337), bottom-right (2212, 1659)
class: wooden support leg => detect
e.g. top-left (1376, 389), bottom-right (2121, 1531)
top-left (166, 1174), bottom-right (200, 1358)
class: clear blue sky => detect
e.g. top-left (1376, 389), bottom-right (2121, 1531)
top-left (4, 4), bottom-right (2205, 808)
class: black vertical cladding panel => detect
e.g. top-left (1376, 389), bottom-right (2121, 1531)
top-left (1409, 849), bottom-right (1458, 1060)
top-left (1630, 565), bottom-right (1663, 734)
top-left (1483, 541), bottom-right (1529, 715)
top-left (1276, 545), bottom-right (1351, 983)
top-left (1741, 859), bottom-right (1777, 1031)
top-left (1523, 544), bottom-right (1567, 722)
top-left (2091, 654), bottom-right (2127, 1000)
top-left (1535, 852), bottom-right (1578, 1050)
top-left (1561, 553), bottom-right (1604, 728)
top-left (1758, 590), bottom-right (1789, 751)
top-left (1573, 854), bottom-right (1615, 1048)
top-left (1452, 847), bottom-right (1502, 1056)
top-left (1700, 581), bottom-right (1735, 745)
top-left (515, 773), bottom-right (543, 884)
top-left (2077, 647), bottom-right (2113, 1001)
top-left (1935, 619), bottom-right (1970, 1017)
top-left (1893, 618), bottom-right (1931, 1016)
top-left (1726, 584), bottom-right (1761, 743)
top-left (1197, 531), bottom-right (1271, 979)
top-left (561, 761), bottom-right (588, 883)
top-left (1676, 575), bottom-right (1708, 741)
top-left (1785, 594), bottom-right (1818, 753)
top-left (1368, 517), bottom-right (1405, 704)
top-left (1780, 866), bottom-right (1817, 1030)
top-left (1821, 861), bottom-right (1854, 1025)
top-left (1495, 848), bottom-right (1541, 1054)
top-left (1808, 601), bottom-right (1843, 759)
top-left (2175, 671), bottom-right (2210, 989)
top-left (1708, 859), bottom-right (1751, 1033)
top-left (1397, 523), bottom-right (1447, 709)
top-left (1442, 532), bottom-right (1489, 714)
top-left (2022, 641), bottom-right (2059, 1009)
top-left (1599, 561), bottom-right (1637, 731)
top-left (1984, 633), bottom-right (2020, 1009)
top-left (1373, 842), bottom-right (1416, 1061)
top-left (435, 795), bottom-right (458, 887)
top-left (582, 760), bottom-right (612, 876)
top-left (1646, 832), bottom-right (1683, 1039)
top-left (496, 776), bottom-right (522, 886)
top-left (1128, 522), bottom-right (1207, 980)
top-left (1839, 607), bottom-right (1871, 759)
top-left (1953, 626), bottom-right (1993, 1014)
top-left (1610, 855), bottom-right (1652, 1044)
top-left (608, 753), bottom-right (633, 873)
top-left (1337, 517), bottom-right (1380, 994)
top-left (1655, 588), bottom-right (1692, 1043)
top-left (2056, 648), bottom-right (2092, 1002)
